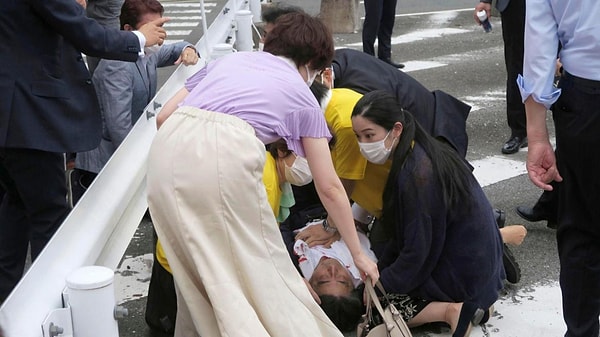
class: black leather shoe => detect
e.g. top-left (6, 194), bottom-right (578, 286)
top-left (502, 244), bottom-right (521, 284)
top-left (516, 206), bottom-right (557, 229)
top-left (515, 206), bottom-right (547, 222)
top-left (501, 136), bottom-right (528, 154)
top-left (380, 58), bottom-right (405, 69)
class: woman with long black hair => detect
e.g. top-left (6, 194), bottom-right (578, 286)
top-left (351, 90), bottom-right (505, 336)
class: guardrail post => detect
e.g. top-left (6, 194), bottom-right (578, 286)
top-left (235, 10), bottom-right (254, 51)
top-left (65, 266), bottom-right (122, 337)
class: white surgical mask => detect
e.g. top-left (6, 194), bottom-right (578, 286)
top-left (285, 155), bottom-right (313, 186)
top-left (358, 131), bottom-right (395, 164)
top-left (144, 44), bottom-right (161, 56)
top-left (305, 64), bottom-right (318, 87)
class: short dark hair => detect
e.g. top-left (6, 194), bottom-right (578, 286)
top-left (263, 12), bottom-right (334, 71)
top-left (120, 0), bottom-right (164, 30)
top-left (319, 288), bottom-right (364, 332)
top-left (261, 3), bottom-right (304, 24)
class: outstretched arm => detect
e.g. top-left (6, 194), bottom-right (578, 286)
top-left (156, 87), bottom-right (189, 129)
top-left (302, 137), bottom-right (379, 284)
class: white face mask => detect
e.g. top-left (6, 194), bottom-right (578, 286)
top-left (305, 64), bottom-right (318, 87)
top-left (284, 155), bottom-right (313, 186)
top-left (144, 44), bottom-right (161, 56)
top-left (358, 131), bottom-right (395, 164)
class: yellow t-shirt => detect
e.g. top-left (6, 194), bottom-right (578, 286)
top-left (326, 88), bottom-right (391, 218)
top-left (262, 152), bottom-right (281, 219)
top-left (157, 151), bottom-right (282, 273)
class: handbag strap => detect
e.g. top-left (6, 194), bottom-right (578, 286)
top-left (364, 278), bottom-right (413, 337)
top-left (364, 279), bottom-right (389, 323)
top-left (374, 280), bottom-right (402, 318)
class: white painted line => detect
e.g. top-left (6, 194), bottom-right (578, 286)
top-left (163, 3), bottom-right (216, 7)
top-left (346, 28), bottom-right (469, 47)
top-left (163, 39), bottom-right (185, 44)
top-left (391, 28), bottom-right (470, 44)
top-left (165, 9), bottom-right (204, 14)
top-left (169, 16), bottom-right (204, 20)
top-left (165, 22), bottom-right (200, 27)
top-left (358, 8), bottom-right (474, 20)
top-left (395, 8), bottom-right (474, 18)
top-left (166, 30), bottom-right (193, 36)
top-left (402, 61), bottom-right (447, 73)
top-left (462, 90), bottom-right (506, 112)
top-left (472, 156), bottom-right (527, 187)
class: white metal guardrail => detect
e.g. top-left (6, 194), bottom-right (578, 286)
top-left (0, 1), bottom-right (260, 336)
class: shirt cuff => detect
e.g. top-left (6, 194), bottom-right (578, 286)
top-left (132, 31), bottom-right (146, 57)
top-left (517, 74), bottom-right (561, 109)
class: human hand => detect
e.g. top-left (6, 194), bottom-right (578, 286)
top-left (473, 2), bottom-right (492, 24)
top-left (295, 222), bottom-right (340, 247)
top-left (354, 252), bottom-right (379, 285)
top-left (75, 0), bottom-right (87, 9)
top-left (555, 58), bottom-right (563, 78)
top-left (500, 225), bottom-right (527, 246)
top-left (526, 139), bottom-right (562, 190)
top-left (303, 278), bottom-right (321, 304)
top-left (175, 46), bottom-right (199, 66)
top-left (139, 17), bottom-right (170, 46)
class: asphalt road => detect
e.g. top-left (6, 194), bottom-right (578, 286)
top-left (116, 1), bottom-right (563, 336)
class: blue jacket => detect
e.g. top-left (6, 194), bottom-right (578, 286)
top-left (76, 42), bottom-right (193, 173)
top-left (377, 144), bottom-right (505, 309)
top-left (0, 0), bottom-right (140, 153)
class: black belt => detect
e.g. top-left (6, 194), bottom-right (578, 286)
top-left (563, 71), bottom-right (600, 89)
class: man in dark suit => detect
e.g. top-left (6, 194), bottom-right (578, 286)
top-left (331, 48), bottom-right (471, 158)
top-left (475, 0), bottom-right (527, 155)
top-left (362, 0), bottom-right (404, 68)
top-left (0, 0), bottom-right (167, 302)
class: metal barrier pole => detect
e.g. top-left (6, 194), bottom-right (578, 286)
top-left (249, 0), bottom-right (261, 23)
top-left (235, 10), bottom-right (254, 52)
top-left (65, 266), bottom-right (121, 337)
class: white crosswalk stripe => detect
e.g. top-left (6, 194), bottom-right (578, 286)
top-left (162, 1), bottom-right (216, 42)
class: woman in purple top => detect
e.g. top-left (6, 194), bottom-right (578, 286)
top-left (147, 13), bottom-right (378, 337)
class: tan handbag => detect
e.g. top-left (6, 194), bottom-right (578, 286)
top-left (356, 279), bottom-right (413, 337)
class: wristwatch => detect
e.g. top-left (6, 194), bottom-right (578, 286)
top-left (322, 219), bottom-right (337, 233)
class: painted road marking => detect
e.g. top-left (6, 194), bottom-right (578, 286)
top-left (346, 27), bottom-right (469, 48)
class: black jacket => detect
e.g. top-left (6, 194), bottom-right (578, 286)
top-left (332, 48), bottom-right (471, 158)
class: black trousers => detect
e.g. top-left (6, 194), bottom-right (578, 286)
top-left (500, 0), bottom-right (527, 138)
top-left (0, 149), bottom-right (69, 302)
top-left (553, 72), bottom-right (600, 337)
top-left (362, 0), bottom-right (398, 61)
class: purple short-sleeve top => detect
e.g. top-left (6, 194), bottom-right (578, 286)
top-left (180, 51), bottom-right (331, 157)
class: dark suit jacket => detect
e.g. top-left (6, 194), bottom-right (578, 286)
top-left (332, 48), bottom-right (471, 158)
top-left (482, 0), bottom-right (510, 13)
top-left (0, 0), bottom-right (142, 153)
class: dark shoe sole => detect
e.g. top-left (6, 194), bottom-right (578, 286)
top-left (515, 206), bottom-right (547, 222)
top-left (503, 244), bottom-right (521, 284)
